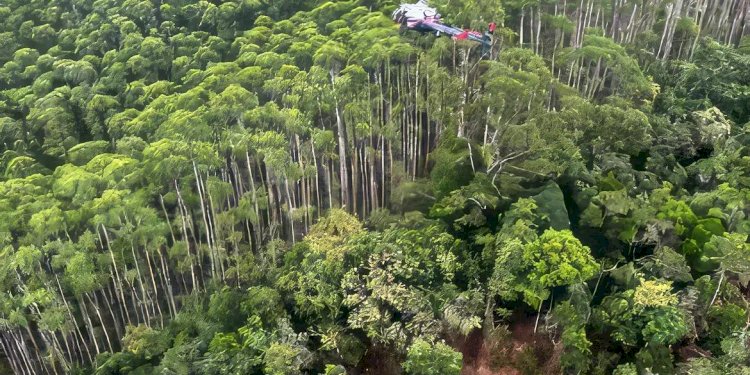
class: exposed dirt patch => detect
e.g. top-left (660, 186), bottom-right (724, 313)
top-left (354, 312), bottom-right (562, 375)
top-left (458, 312), bottom-right (562, 375)
top-left (358, 344), bottom-right (402, 375)
top-left (677, 343), bottom-right (712, 362)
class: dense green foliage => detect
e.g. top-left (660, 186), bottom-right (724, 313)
top-left (1, 0), bottom-right (750, 374)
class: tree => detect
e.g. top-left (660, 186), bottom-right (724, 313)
top-left (521, 229), bottom-right (597, 308)
top-left (551, 301), bottom-right (592, 374)
top-left (403, 339), bottom-right (462, 375)
top-left (593, 279), bottom-right (689, 352)
top-left (263, 342), bottom-right (304, 375)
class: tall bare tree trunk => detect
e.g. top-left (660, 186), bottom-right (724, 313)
top-left (174, 181), bottom-right (198, 292)
top-left (100, 225), bottom-right (132, 325)
top-left (192, 162), bottom-right (216, 279)
top-left (311, 143), bottom-right (321, 218)
top-left (331, 69), bottom-right (350, 211)
top-left (519, 7), bottom-right (525, 47)
top-left (659, 0), bottom-right (684, 60)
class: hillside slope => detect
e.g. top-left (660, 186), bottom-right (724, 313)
top-left (1, 0), bottom-right (749, 374)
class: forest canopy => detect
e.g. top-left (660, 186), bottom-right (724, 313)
top-left (0, 0), bottom-right (750, 374)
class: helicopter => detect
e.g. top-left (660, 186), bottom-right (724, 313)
top-left (392, 0), bottom-right (495, 51)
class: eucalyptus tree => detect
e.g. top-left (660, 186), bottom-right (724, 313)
top-left (313, 41), bottom-right (350, 211)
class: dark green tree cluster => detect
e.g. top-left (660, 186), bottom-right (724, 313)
top-left (1, 0), bottom-right (749, 374)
